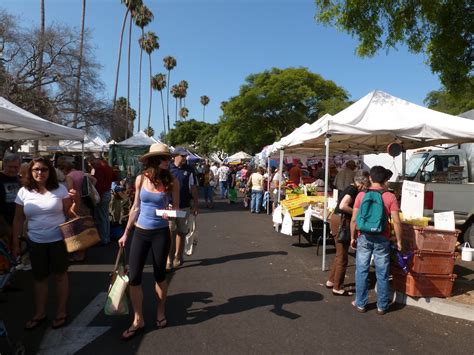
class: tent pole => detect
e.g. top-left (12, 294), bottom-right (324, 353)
top-left (276, 149), bottom-right (284, 231)
top-left (81, 141), bottom-right (85, 171)
top-left (322, 134), bottom-right (330, 271)
top-left (401, 151), bottom-right (406, 178)
top-left (267, 156), bottom-right (270, 214)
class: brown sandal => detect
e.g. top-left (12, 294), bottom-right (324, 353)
top-left (52, 315), bottom-right (68, 329)
top-left (25, 316), bottom-right (47, 330)
top-left (156, 318), bottom-right (168, 329)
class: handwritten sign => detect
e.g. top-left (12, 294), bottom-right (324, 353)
top-left (401, 180), bottom-right (425, 218)
top-left (434, 211), bottom-right (455, 231)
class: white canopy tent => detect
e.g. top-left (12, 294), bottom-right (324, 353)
top-left (225, 151), bottom-right (252, 163)
top-left (116, 131), bottom-right (160, 146)
top-left (281, 90), bottom-right (474, 270)
top-left (0, 96), bottom-right (83, 141)
top-left (45, 134), bottom-right (108, 152)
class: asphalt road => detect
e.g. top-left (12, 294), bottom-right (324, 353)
top-left (1, 196), bottom-right (473, 354)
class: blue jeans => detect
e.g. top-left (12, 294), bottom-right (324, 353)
top-left (220, 181), bottom-right (228, 199)
top-left (355, 234), bottom-right (391, 311)
top-left (204, 186), bottom-right (214, 203)
top-left (94, 191), bottom-right (111, 244)
top-left (251, 190), bottom-right (263, 213)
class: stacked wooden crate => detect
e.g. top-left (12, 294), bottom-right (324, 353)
top-left (392, 224), bottom-right (460, 298)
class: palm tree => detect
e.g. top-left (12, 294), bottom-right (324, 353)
top-left (200, 95), bottom-right (210, 121)
top-left (144, 125), bottom-right (154, 137)
top-left (151, 73), bottom-right (167, 134)
top-left (170, 84), bottom-right (180, 125)
top-left (139, 32), bottom-right (159, 131)
top-left (178, 80), bottom-right (188, 108)
top-left (179, 107), bottom-right (189, 121)
top-left (133, 4), bottom-right (153, 132)
top-left (163, 55), bottom-right (176, 132)
top-left (112, 0), bottom-right (142, 112)
top-left (73, 0), bottom-right (86, 128)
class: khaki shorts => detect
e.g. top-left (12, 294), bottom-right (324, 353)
top-left (169, 208), bottom-right (192, 235)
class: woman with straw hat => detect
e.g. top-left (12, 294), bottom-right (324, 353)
top-left (118, 143), bottom-right (179, 340)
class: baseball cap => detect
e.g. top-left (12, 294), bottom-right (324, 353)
top-left (172, 147), bottom-right (189, 156)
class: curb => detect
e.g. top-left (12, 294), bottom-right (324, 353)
top-left (395, 292), bottom-right (474, 322)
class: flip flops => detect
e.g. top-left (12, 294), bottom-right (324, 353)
top-left (25, 316), bottom-right (47, 330)
top-left (121, 325), bottom-right (145, 340)
top-left (156, 318), bottom-right (168, 329)
top-left (52, 315), bottom-right (68, 329)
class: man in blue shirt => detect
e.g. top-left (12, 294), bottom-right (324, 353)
top-left (168, 147), bottom-right (199, 269)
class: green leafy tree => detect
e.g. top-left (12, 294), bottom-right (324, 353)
top-left (424, 78), bottom-right (474, 115)
top-left (165, 119), bottom-right (209, 147)
top-left (314, 0), bottom-right (473, 92)
top-left (216, 67), bottom-right (349, 154)
top-left (144, 125), bottom-right (154, 137)
top-left (113, 97), bottom-right (136, 141)
top-left (196, 123), bottom-right (220, 156)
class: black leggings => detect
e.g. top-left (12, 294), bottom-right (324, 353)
top-left (128, 226), bottom-right (171, 285)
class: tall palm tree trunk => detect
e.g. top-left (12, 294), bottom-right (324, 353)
top-left (160, 91), bottom-right (166, 134)
top-left (147, 53), bottom-right (153, 129)
top-left (112, 8), bottom-right (129, 111)
top-left (175, 98), bottom-right (178, 125)
top-left (125, 14), bottom-right (132, 139)
top-left (38, 0), bottom-right (45, 89)
top-left (203, 106), bottom-right (205, 121)
top-left (137, 28), bottom-right (144, 132)
top-left (166, 70), bottom-right (171, 132)
top-left (73, 0), bottom-right (86, 128)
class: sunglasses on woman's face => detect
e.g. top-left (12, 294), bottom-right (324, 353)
top-left (158, 155), bottom-right (171, 162)
top-left (32, 167), bottom-right (49, 173)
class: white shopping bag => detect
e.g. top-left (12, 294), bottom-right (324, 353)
top-left (281, 212), bottom-right (293, 236)
top-left (184, 215), bottom-right (197, 256)
top-left (303, 206), bottom-right (313, 233)
top-left (272, 205), bottom-right (283, 224)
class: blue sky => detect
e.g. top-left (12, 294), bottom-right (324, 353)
top-left (3, 0), bottom-right (441, 135)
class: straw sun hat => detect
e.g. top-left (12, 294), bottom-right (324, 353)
top-left (139, 143), bottom-right (171, 162)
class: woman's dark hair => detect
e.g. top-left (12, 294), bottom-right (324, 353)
top-left (24, 156), bottom-right (59, 191)
top-left (142, 155), bottom-right (174, 192)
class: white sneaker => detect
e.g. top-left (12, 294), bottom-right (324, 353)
top-left (15, 263), bottom-right (32, 271)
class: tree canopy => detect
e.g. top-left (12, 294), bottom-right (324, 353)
top-left (215, 67), bottom-right (349, 154)
top-left (314, 0), bottom-right (473, 92)
top-left (424, 78), bottom-right (474, 115)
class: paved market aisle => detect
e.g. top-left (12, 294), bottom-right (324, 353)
top-left (2, 198), bottom-right (473, 354)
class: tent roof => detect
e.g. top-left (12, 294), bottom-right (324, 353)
top-left (226, 151), bottom-right (252, 162)
top-left (285, 90), bottom-right (474, 154)
top-left (116, 131), bottom-right (159, 146)
top-left (51, 134), bottom-right (108, 152)
top-left (0, 96), bottom-right (84, 141)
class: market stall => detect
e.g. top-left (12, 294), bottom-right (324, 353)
top-left (0, 96), bottom-right (84, 141)
top-left (279, 90), bottom-right (474, 271)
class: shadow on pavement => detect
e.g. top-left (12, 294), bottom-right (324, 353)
top-left (177, 251), bottom-right (288, 269)
top-left (169, 290), bottom-right (323, 326)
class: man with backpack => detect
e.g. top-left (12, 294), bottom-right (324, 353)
top-left (350, 166), bottom-right (402, 315)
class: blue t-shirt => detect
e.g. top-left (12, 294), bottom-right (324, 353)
top-left (169, 163), bottom-right (195, 208)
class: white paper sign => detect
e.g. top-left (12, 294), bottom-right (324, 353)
top-left (327, 197), bottom-right (338, 210)
top-left (332, 189), bottom-right (339, 203)
top-left (434, 211), bottom-right (455, 231)
top-left (281, 212), bottom-right (293, 236)
top-left (303, 206), bottom-right (313, 233)
top-left (272, 205), bottom-right (283, 224)
top-left (401, 181), bottom-right (425, 218)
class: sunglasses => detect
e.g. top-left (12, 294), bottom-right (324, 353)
top-left (32, 167), bottom-right (49, 173)
top-left (157, 155), bottom-right (171, 162)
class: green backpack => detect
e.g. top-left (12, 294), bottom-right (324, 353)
top-left (356, 190), bottom-right (387, 234)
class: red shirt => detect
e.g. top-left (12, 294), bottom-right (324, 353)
top-left (353, 188), bottom-right (399, 238)
top-left (93, 160), bottom-right (113, 196)
top-left (288, 166), bottom-right (301, 185)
